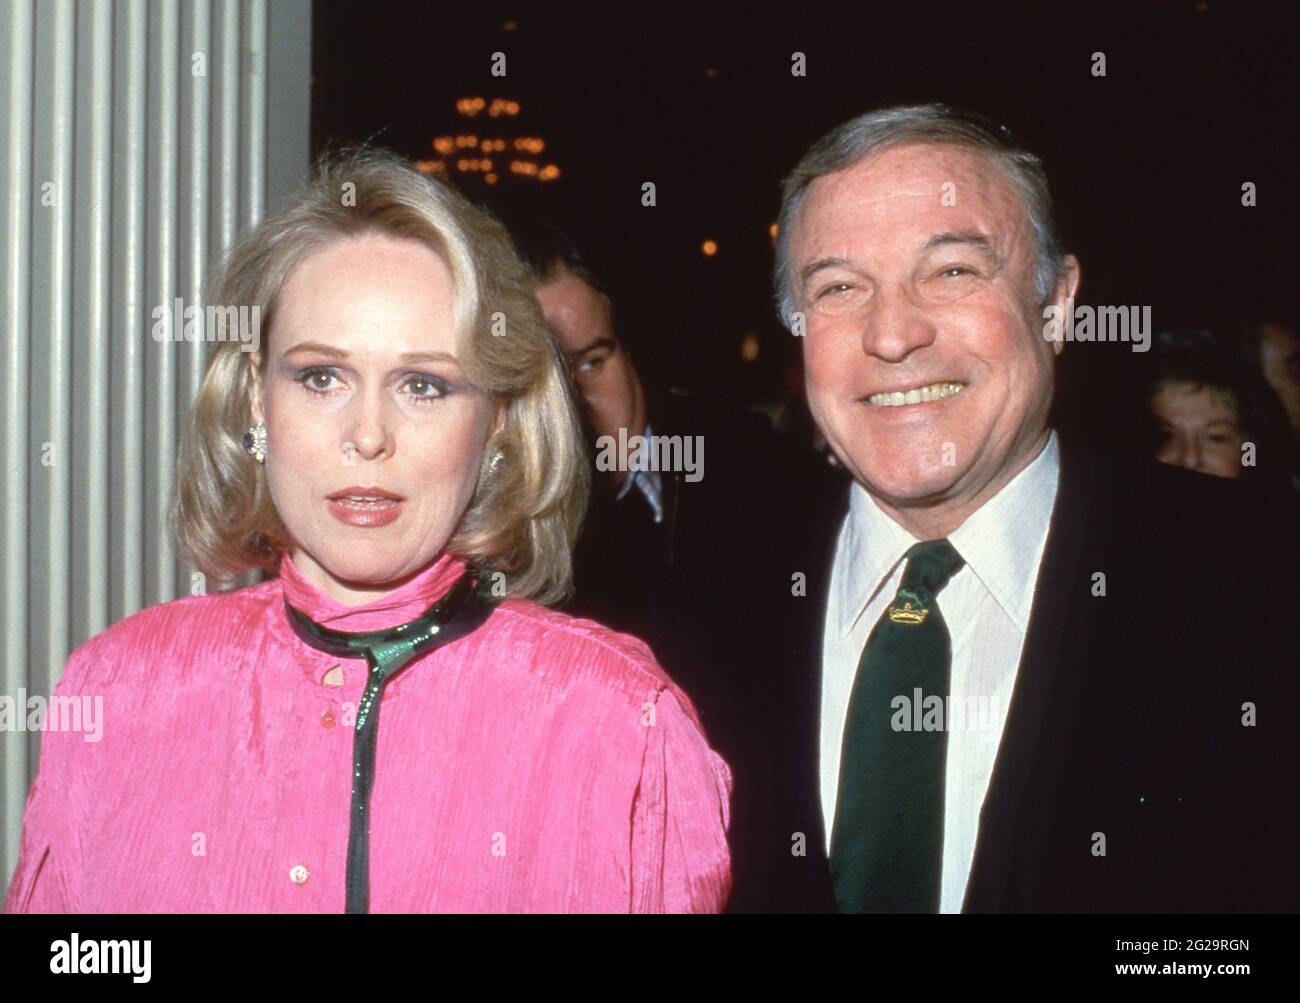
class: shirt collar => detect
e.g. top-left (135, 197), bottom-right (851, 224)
top-left (613, 420), bottom-right (655, 501)
top-left (837, 479), bottom-right (918, 636)
top-left (948, 430), bottom-right (1059, 632)
top-left (614, 422), bottom-right (665, 522)
top-left (277, 549), bottom-right (470, 632)
top-left (837, 430), bottom-right (1060, 636)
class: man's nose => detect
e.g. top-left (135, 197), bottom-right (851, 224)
top-left (861, 286), bottom-right (938, 363)
top-left (572, 388), bottom-right (597, 422)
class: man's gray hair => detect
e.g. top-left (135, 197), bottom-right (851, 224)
top-left (774, 103), bottom-right (1065, 328)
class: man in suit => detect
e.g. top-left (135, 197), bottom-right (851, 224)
top-left (667, 103), bottom-right (1297, 913)
top-left (506, 216), bottom-right (819, 664)
top-left (518, 223), bottom-right (666, 637)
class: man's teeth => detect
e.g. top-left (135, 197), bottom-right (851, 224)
top-left (867, 382), bottom-right (966, 407)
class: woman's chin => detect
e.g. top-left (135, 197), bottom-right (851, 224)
top-left (297, 544), bottom-right (441, 596)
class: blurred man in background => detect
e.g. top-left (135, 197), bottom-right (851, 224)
top-left (504, 214), bottom-right (843, 751)
top-left (508, 218), bottom-right (679, 638)
top-left (1257, 320), bottom-right (1300, 440)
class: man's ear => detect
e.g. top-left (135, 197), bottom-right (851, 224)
top-left (248, 352), bottom-right (266, 425)
top-left (1048, 255), bottom-right (1082, 357)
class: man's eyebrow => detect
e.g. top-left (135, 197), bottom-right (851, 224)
top-left (799, 257), bottom-right (853, 288)
top-left (567, 336), bottom-right (616, 359)
top-left (798, 232), bottom-right (1002, 290)
top-left (923, 230), bottom-right (999, 259)
top-left (280, 342), bottom-right (459, 365)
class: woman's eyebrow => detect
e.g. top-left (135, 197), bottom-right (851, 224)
top-left (280, 342), bottom-right (459, 366)
top-left (283, 340), bottom-right (347, 359)
top-left (398, 350), bottom-right (459, 365)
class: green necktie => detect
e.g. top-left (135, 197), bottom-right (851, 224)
top-left (285, 568), bottom-right (500, 914)
top-left (829, 538), bottom-right (965, 913)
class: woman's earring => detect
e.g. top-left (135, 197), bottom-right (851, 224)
top-left (243, 422), bottom-right (267, 464)
top-left (489, 449), bottom-right (504, 473)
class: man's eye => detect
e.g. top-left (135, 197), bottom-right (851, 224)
top-left (817, 283), bottom-right (853, 299)
top-left (938, 266), bottom-right (975, 278)
top-left (576, 356), bottom-right (605, 374)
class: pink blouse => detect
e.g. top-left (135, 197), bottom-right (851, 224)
top-left (3, 552), bottom-right (732, 913)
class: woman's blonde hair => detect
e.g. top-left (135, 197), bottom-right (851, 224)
top-left (172, 146), bottom-right (589, 604)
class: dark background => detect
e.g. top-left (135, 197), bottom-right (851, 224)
top-left (311, 0), bottom-right (1300, 447)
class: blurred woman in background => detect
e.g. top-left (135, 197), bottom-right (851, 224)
top-left (1146, 327), bottom-right (1292, 494)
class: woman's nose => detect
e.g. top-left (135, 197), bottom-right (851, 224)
top-left (1156, 432), bottom-right (1194, 471)
top-left (345, 392), bottom-right (394, 461)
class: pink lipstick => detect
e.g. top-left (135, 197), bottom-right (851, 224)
top-left (326, 487), bottom-right (404, 528)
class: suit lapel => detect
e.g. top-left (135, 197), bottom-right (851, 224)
top-left (962, 442), bottom-right (1108, 911)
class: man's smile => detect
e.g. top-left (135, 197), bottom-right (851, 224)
top-left (863, 381), bottom-right (967, 407)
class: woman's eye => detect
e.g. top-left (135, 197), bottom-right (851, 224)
top-left (404, 374), bottom-right (449, 400)
top-left (297, 368), bottom-right (342, 393)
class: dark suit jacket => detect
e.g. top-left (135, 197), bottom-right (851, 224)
top-left (661, 434), bottom-right (1299, 913)
top-left (564, 388), bottom-right (806, 645)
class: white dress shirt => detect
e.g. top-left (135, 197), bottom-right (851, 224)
top-left (820, 431), bottom-right (1061, 912)
top-left (616, 422), bottom-right (665, 523)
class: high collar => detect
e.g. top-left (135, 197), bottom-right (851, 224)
top-left (277, 550), bottom-right (470, 633)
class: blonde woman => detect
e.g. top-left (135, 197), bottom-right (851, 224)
top-left (4, 149), bottom-right (731, 913)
